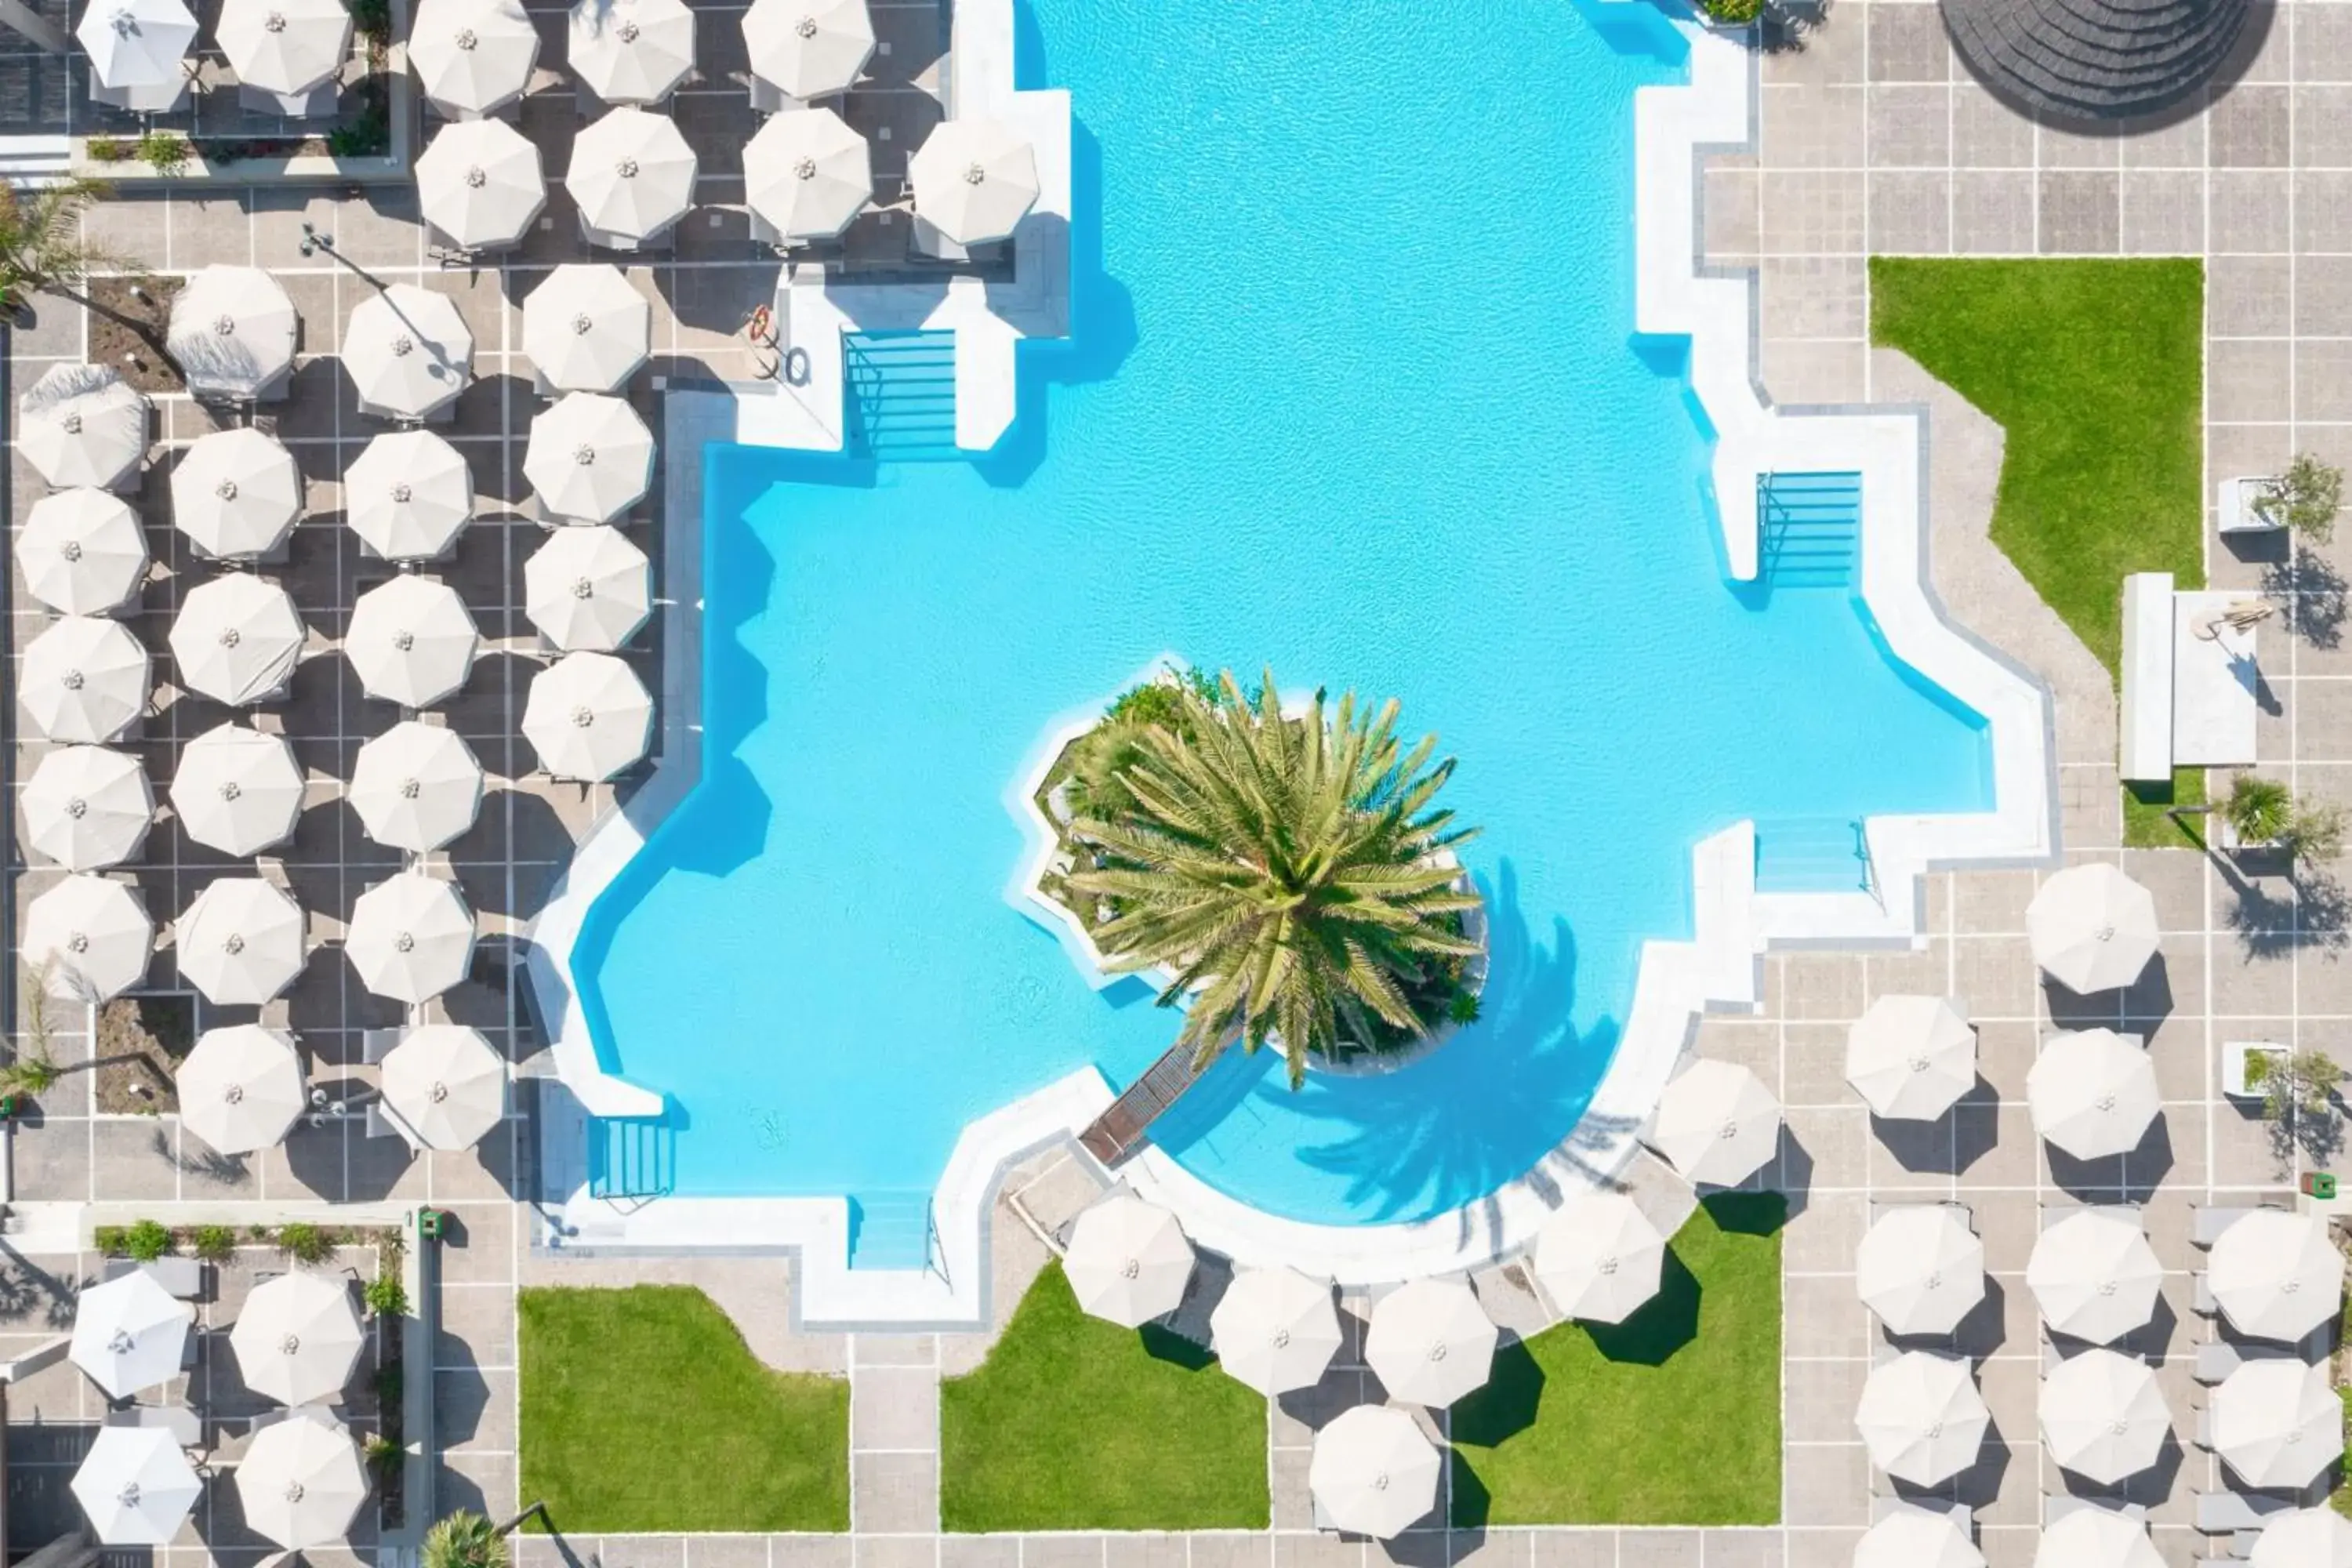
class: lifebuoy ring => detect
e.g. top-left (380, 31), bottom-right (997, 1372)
top-left (745, 303), bottom-right (775, 345)
top-left (782, 345), bottom-right (812, 387)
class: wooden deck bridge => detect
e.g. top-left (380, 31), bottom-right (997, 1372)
top-left (1078, 1040), bottom-right (1207, 1167)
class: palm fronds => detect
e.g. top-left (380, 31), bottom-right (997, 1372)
top-left (0, 178), bottom-right (128, 306)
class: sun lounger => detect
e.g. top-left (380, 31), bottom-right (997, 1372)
top-left (2194, 1272), bottom-right (2219, 1316)
top-left (2195, 1491), bottom-right (2295, 1534)
top-left (103, 1404), bottom-right (200, 1447)
top-left (2193, 1205), bottom-right (2280, 1247)
top-left (2047, 1495), bottom-right (2147, 1523)
top-left (1871, 1497), bottom-right (1973, 1528)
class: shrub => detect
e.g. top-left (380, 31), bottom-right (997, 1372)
top-left (278, 1222), bottom-right (336, 1265)
top-left (1699, 0), bottom-right (1766, 24)
top-left (0, 1048), bottom-right (60, 1100)
top-left (2289, 800), bottom-right (2348, 865)
top-left (2227, 773), bottom-right (2294, 844)
top-left (365, 1272), bottom-right (411, 1319)
top-left (133, 131), bottom-right (188, 177)
top-left (188, 1224), bottom-right (238, 1264)
top-left (373, 1361), bottom-right (405, 1406)
top-left (93, 1225), bottom-right (128, 1257)
top-left (2254, 452), bottom-right (2345, 543)
top-left (423, 1510), bottom-right (509, 1568)
top-left (364, 1433), bottom-right (404, 1474)
top-left (124, 1218), bottom-right (172, 1262)
top-left (86, 136), bottom-right (131, 163)
top-left (343, 0), bottom-right (390, 37)
top-left (1448, 988), bottom-right (1482, 1026)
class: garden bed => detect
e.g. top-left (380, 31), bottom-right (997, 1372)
top-left (86, 274), bottom-right (185, 397)
top-left (93, 993), bottom-right (194, 1114)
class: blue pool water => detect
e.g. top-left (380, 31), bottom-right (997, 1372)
top-left (570, 0), bottom-right (1995, 1232)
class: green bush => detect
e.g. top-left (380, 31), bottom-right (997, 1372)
top-left (188, 1224), bottom-right (238, 1264)
top-left (133, 131), bottom-right (188, 176)
top-left (278, 1222), bottom-right (336, 1265)
top-left (364, 1433), bottom-right (403, 1474)
top-left (93, 1225), bottom-right (128, 1258)
top-left (1699, 0), bottom-right (1766, 24)
top-left (2254, 452), bottom-right (2345, 543)
top-left (2227, 774), bottom-right (2294, 844)
top-left (365, 1272), bottom-right (411, 1319)
top-left (124, 1218), bottom-right (172, 1262)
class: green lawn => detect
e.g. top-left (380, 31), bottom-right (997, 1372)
top-left (1450, 1193), bottom-right (1784, 1526)
top-left (517, 1286), bottom-right (850, 1533)
top-left (939, 1261), bottom-right (1269, 1531)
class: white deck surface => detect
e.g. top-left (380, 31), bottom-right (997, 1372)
top-left (2172, 591), bottom-right (2260, 767)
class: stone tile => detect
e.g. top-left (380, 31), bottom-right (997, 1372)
top-left (859, 1541), bottom-right (941, 1568)
top-left (1695, 1016), bottom-right (1784, 1088)
top-left (2212, 85), bottom-right (2291, 167)
top-left (1787, 1103), bottom-right (1869, 1191)
top-left (853, 1451), bottom-right (939, 1533)
top-left (1953, 938), bottom-right (2041, 1020)
top-left (771, 1539), bottom-right (855, 1568)
top-left (1956, 869), bottom-right (2038, 933)
top-left (942, 1541), bottom-right (1022, 1568)
top-left (853, 1365), bottom-right (941, 1450)
top-left (437, 1280), bottom-right (517, 1371)
top-left (2120, 170), bottom-right (2204, 254)
top-left (1759, 339), bottom-right (1866, 405)
top-left (1615, 1534), bottom-right (1701, 1568)
top-left (1759, 256), bottom-right (1867, 339)
top-left (2039, 122), bottom-right (2119, 170)
top-left (434, 1450), bottom-right (516, 1520)
top-left (2211, 170), bottom-right (2292, 253)
top-left (90, 1116), bottom-right (183, 1200)
top-left (2299, 341), bottom-right (2352, 424)
top-left (1696, 1534), bottom-right (1783, 1568)
top-left (1759, 172), bottom-right (1866, 254)
top-left (2210, 339), bottom-right (2294, 426)
top-left (2207, 255), bottom-right (2292, 338)
top-left (1870, 172), bottom-right (1951, 253)
top-left (1953, 82), bottom-right (2033, 165)
top-left (1762, 83), bottom-right (1866, 168)
top-left (2038, 172), bottom-right (2120, 253)
top-left (1868, 86), bottom-right (1950, 167)
top-left (1779, 955), bottom-right (1865, 1020)
top-left (596, 1539), bottom-right (685, 1568)
top-left (1705, 163), bottom-right (1762, 262)
top-left (1784, 1439), bottom-right (1871, 1526)
top-left (1446, 1532), bottom-right (1534, 1568)
top-left (1102, 1537), bottom-right (1189, 1568)
top-left (1272, 1537), bottom-right (1363, 1568)
top-left (1870, 5), bottom-right (1951, 80)
top-left (1785, 1272), bottom-right (1867, 1357)
top-left (2297, 84), bottom-right (2352, 169)
top-left (2122, 112), bottom-right (2206, 170)
top-left (1191, 1537), bottom-right (1276, 1568)
top-left (1781, 1022), bottom-right (1850, 1109)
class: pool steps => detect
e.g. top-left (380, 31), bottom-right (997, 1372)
top-left (1757, 470), bottom-right (1861, 590)
top-left (843, 331), bottom-right (962, 461)
top-left (1751, 816), bottom-right (1872, 895)
top-left (846, 1192), bottom-right (939, 1272)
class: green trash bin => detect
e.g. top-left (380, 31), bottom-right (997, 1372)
top-left (416, 1207), bottom-right (446, 1240)
top-left (2303, 1171), bottom-right (2339, 1200)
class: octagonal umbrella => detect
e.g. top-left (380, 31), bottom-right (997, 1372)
top-left (20, 488), bottom-right (149, 614)
top-left (349, 722), bottom-right (485, 851)
top-left (2211, 1359), bottom-right (2342, 1490)
top-left (2039, 1346), bottom-right (2169, 1484)
top-left (408, 0), bottom-right (538, 117)
top-left (1364, 1277), bottom-right (1496, 1409)
top-left (177, 1024), bottom-right (304, 1154)
top-left (169, 722), bottom-right (303, 855)
top-left (1856, 1205), bottom-right (1984, 1338)
top-left (345, 429), bottom-right (474, 560)
top-left (169, 574), bottom-right (305, 706)
top-left (567, 106), bottom-right (698, 247)
top-left (71, 1425), bottom-right (201, 1544)
top-left (1855, 1350), bottom-right (1987, 1486)
top-left (345, 575), bottom-right (480, 708)
top-left (2027, 1029), bottom-right (2161, 1161)
top-left (417, 116), bottom-right (547, 252)
top-left (1210, 1265), bottom-right (1341, 1397)
top-left (381, 1025), bottom-right (506, 1149)
top-left (235, 1409), bottom-right (367, 1548)
top-left (347, 285), bottom-right (476, 423)
top-left (746, 107), bottom-right (870, 240)
top-left (1305, 1405), bottom-right (1439, 1540)
top-left (1854, 1507), bottom-right (1984, 1568)
top-left (1846, 995), bottom-right (1977, 1120)
top-left (2028, 863), bottom-right (2159, 995)
top-left (1532, 1189), bottom-right (1664, 1324)
top-left (77, 0), bottom-right (197, 93)
top-left (2027, 1210), bottom-right (2161, 1344)
top-left (909, 118), bottom-right (1038, 245)
top-left (2210, 1209), bottom-right (2343, 1343)
top-left (18, 365), bottom-right (149, 491)
top-left (1062, 1194), bottom-right (1193, 1328)
top-left (22, 616), bottom-right (149, 742)
top-left (175, 877), bottom-right (306, 1005)
top-left (525, 524), bottom-right (652, 650)
top-left (346, 873), bottom-right (476, 1002)
top-left (523, 264), bottom-right (648, 394)
top-left (217, 0), bottom-right (350, 97)
top-left (525, 392), bottom-right (655, 521)
top-left (568, 0), bottom-right (692, 103)
top-left (2252, 1508), bottom-right (2352, 1568)
top-left (1645, 1057), bottom-right (1781, 1188)
top-left (2034, 1511), bottom-right (2163, 1568)
top-left (231, 1270), bottom-right (364, 1406)
top-left (742, 0), bottom-right (872, 99)
top-left (25, 746), bottom-right (153, 870)
top-left (24, 874), bottom-right (151, 1000)
top-left (171, 427), bottom-right (301, 560)
top-left (69, 1270), bottom-right (191, 1399)
top-left (523, 651), bottom-right (654, 780)
top-left (168, 266), bottom-right (297, 404)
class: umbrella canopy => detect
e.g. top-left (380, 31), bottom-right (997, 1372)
top-left (169, 574), bottom-right (305, 706)
top-left (1846, 995), bottom-right (1977, 1120)
top-left (742, 0), bottom-right (873, 98)
top-left (18, 365), bottom-right (149, 492)
top-left (568, 0), bottom-right (692, 103)
top-left (523, 652), bottom-right (655, 780)
top-left (216, 0), bottom-right (350, 96)
top-left (746, 107), bottom-right (871, 240)
top-left (523, 264), bottom-right (650, 393)
top-left (2027, 1210), bottom-right (2162, 1344)
top-left (2209, 1209), bottom-right (2343, 1342)
top-left (416, 116), bottom-right (547, 251)
top-left (345, 575), bottom-right (480, 708)
top-left (78, 0), bottom-right (196, 86)
top-left (2211, 1359), bottom-right (2343, 1489)
top-left (1363, 1277), bottom-right (1496, 1409)
top-left (24, 874), bottom-right (151, 1000)
top-left (2034, 1511), bottom-right (2164, 1568)
top-left (235, 1410), bottom-right (367, 1548)
top-left (2027, 1029), bottom-right (2161, 1160)
top-left (346, 873), bottom-right (476, 1002)
top-left (1855, 1351), bottom-right (1988, 1486)
top-left (567, 106), bottom-right (698, 246)
top-left (1062, 1194), bottom-right (1194, 1327)
top-left (175, 877), bottom-right (306, 1005)
top-left (380, 1025), bottom-right (506, 1149)
top-left (2038, 1346), bottom-right (2169, 1483)
top-left (170, 427), bottom-right (301, 559)
top-left (408, 0), bottom-right (538, 116)
top-left (2252, 1508), bottom-right (2352, 1568)
top-left (177, 1025), bottom-right (304, 1154)
top-left (20, 488), bottom-right (149, 614)
top-left (1531, 1189), bottom-right (1667, 1324)
top-left (231, 1270), bottom-right (364, 1406)
top-left (1645, 1058), bottom-right (1782, 1188)
top-left (524, 524), bottom-right (652, 650)
top-left (2028, 862), bottom-right (2160, 994)
top-left (1305, 1405), bottom-right (1440, 1540)
top-left (1853, 1508), bottom-right (1985, 1568)
top-left (1855, 1206), bottom-right (1985, 1337)
top-left (344, 429), bottom-right (474, 561)
top-left (349, 722), bottom-right (485, 852)
top-left (1209, 1265), bottom-right (1341, 1396)
top-left (24, 746), bottom-right (153, 870)
top-left (169, 722), bottom-right (303, 856)
top-left (22, 616), bottom-right (150, 742)
top-left (71, 1426), bottom-right (201, 1545)
top-left (346, 285), bottom-right (476, 423)
top-left (68, 1271), bottom-right (191, 1399)
top-left (525, 392), bottom-right (655, 521)
top-left (168, 267), bottom-right (298, 403)
top-left (909, 118), bottom-right (1040, 245)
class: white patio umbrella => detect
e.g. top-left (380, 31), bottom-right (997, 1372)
top-left (566, 106), bottom-right (698, 248)
top-left (379, 1025), bottom-right (506, 1149)
top-left (525, 525), bottom-right (652, 650)
top-left (2028, 862), bottom-right (2160, 994)
top-left (1854, 1351), bottom-right (1988, 1486)
top-left (524, 392), bottom-right (655, 521)
top-left (2252, 1508), bottom-right (2352, 1568)
top-left (2027, 1029), bottom-right (2161, 1161)
top-left (77, 0), bottom-right (198, 92)
top-left (1846, 995), bottom-right (1977, 1120)
top-left (345, 575), bottom-right (480, 708)
top-left (2034, 1510), bottom-right (2164, 1568)
top-left (1644, 1057), bottom-right (1782, 1188)
top-left (20, 488), bottom-right (149, 614)
top-left (1855, 1205), bottom-right (1984, 1337)
top-left (2026, 1210), bottom-right (2161, 1345)
top-left (169, 574), bottom-right (305, 706)
top-left (408, 0), bottom-right (538, 117)
top-left (345, 429), bottom-right (474, 561)
top-left (168, 267), bottom-right (298, 403)
top-left (2038, 1347), bottom-right (2169, 1483)
top-left (909, 118), bottom-right (1039, 245)
top-left (71, 1426), bottom-right (201, 1544)
top-left (231, 1270), bottom-right (364, 1406)
top-left (68, 1271), bottom-right (191, 1399)
top-left (175, 877), bottom-right (306, 1005)
top-left (24, 746), bottom-right (153, 870)
top-left (1853, 1508), bottom-right (1985, 1568)
top-left (24, 874), bottom-right (151, 1000)
top-left (746, 107), bottom-right (870, 240)
top-left (416, 116), bottom-right (547, 251)
top-left (2209, 1209), bottom-right (2343, 1343)
top-left (2210, 1359), bottom-right (2343, 1490)
top-left (1062, 1194), bottom-right (1194, 1328)
top-left (346, 873), bottom-right (476, 1003)
top-left (18, 365), bottom-right (149, 492)
top-left (21, 617), bottom-right (149, 742)
top-left (349, 722), bottom-right (485, 852)
top-left (1364, 1277), bottom-right (1496, 1409)
top-left (523, 264), bottom-right (650, 393)
top-left (523, 652), bottom-right (654, 780)
top-left (1209, 1265), bottom-right (1341, 1396)
top-left (170, 427), bottom-right (301, 559)
top-left (742, 0), bottom-right (873, 98)
top-left (1531, 1189), bottom-right (1667, 1324)
top-left (176, 1024), bottom-right (304, 1154)
top-left (346, 285), bottom-right (476, 423)
top-left (169, 722), bottom-right (303, 856)
top-left (568, 0), bottom-right (692, 103)
top-left (216, 0), bottom-right (350, 96)
top-left (1305, 1405), bottom-right (1439, 1540)
top-left (235, 1410), bottom-right (367, 1549)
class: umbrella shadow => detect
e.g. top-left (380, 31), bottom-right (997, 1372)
top-left (1446, 1334), bottom-right (1546, 1448)
top-left (2045, 1115), bottom-right (2175, 1204)
top-left (1578, 1245), bottom-right (1701, 1367)
top-left (2054, 1427), bottom-right (2186, 1512)
top-left (1868, 1080), bottom-right (1998, 1176)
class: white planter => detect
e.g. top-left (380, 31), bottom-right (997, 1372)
top-left (2218, 475), bottom-right (2285, 535)
top-left (2223, 1040), bottom-right (2287, 1100)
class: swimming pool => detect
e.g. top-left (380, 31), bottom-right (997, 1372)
top-left (568, 0), bottom-right (1996, 1241)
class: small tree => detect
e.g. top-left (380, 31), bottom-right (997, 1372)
top-left (2226, 773), bottom-right (2294, 844)
top-left (2288, 799), bottom-right (2349, 865)
top-left (2252, 1047), bottom-right (2340, 1124)
top-left (423, 1512), bottom-right (508, 1568)
top-left (0, 179), bottom-right (126, 315)
top-left (2254, 452), bottom-right (2346, 544)
top-left (123, 1218), bottom-right (172, 1263)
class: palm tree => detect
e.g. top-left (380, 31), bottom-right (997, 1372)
top-left (0, 179), bottom-right (126, 316)
top-left (1065, 670), bottom-right (1482, 1087)
top-left (422, 1504), bottom-right (549, 1568)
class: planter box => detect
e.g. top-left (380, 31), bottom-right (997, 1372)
top-left (2223, 1040), bottom-right (2287, 1100)
top-left (2214, 813), bottom-right (2288, 856)
top-left (2218, 475), bottom-right (2285, 535)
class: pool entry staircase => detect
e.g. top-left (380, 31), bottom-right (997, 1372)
top-left (588, 1116), bottom-right (674, 1203)
top-left (844, 331), bottom-right (960, 461)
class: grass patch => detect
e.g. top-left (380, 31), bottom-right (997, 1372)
top-left (518, 1286), bottom-right (849, 1532)
top-left (2122, 766), bottom-right (2208, 848)
top-left (1450, 1192), bottom-right (1784, 1526)
top-left (940, 1261), bottom-right (1268, 1531)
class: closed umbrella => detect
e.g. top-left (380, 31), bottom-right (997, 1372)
top-left (24, 746), bottom-right (153, 869)
top-left (417, 117), bottom-right (547, 251)
top-left (2211, 1359), bottom-right (2342, 1489)
top-left (568, 0), bottom-right (692, 103)
top-left (18, 365), bottom-right (148, 491)
top-left (20, 488), bottom-right (149, 614)
top-left (345, 575), bottom-right (480, 708)
top-left (2027, 1029), bottom-right (2161, 1160)
top-left (746, 107), bottom-right (870, 240)
top-left (170, 427), bottom-right (301, 559)
top-left (175, 877), bottom-right (306, 1005)
top-left (525, 524), bottom-right (652, 650)
top-left (169, 722), bottom-right (303, 855)
top-left (524, 392), bottom-right (655, 521)
top-left (2252, 1508), bottom-right (2352, 1568)
top-left (344, 429), bottom-right (474, 561)
top-left (21, 616), bottom-right (149, 742)
top-left (2034, 1511), bottom-right (2164, 1568)
top-left (1209, 1265), bottom-right (1341, 1396)
top-left (24, 874), bottom-right (151, 1000)
top-left (379, 1025), bottom-right (506, 1149)
top-left (168, 267), bottom-right (298, 403)
top-left (76, 0), bottom-right (197, 93)
top-left (2038, 1346), bottom-right (2169, 1483)
top-left (169, 574), bottom-right (305, 706)
top-left (1855, 1351), bottom-right (1987, 1486)
top-left (408, 0), bottom-right (537, 117)
top-left (177, 1024), bottom-right (303, 1154)
top-left (742, 0), bottom-right (872, 98)
top-left (2027, 1210), bottom-right (2161, 1344)
top-left (567, 106), bottom-right (697, 248)
top-left (522, 264), bottom-right (649, 393)
top-left (346, 285), bottom-right (475, 423)
top-left (68, 1271), bottom-right (191, 1399)
top-left (1853, 1508), bottom-right (1984, 1568)
top-left (1531, 1189), bottom-right (1666, 1324)
top-left (523, 652), bottom-right (654, 780)
top-left (1062, 1194), bottom-right (1193, 1327)
top-left (909, 118), bottom-right (1038, 245)
top-left (2209, 1209), bottom-right (2343, 1342)
top-left (230, 1271), bottom-right (364, 1406)
top-left (346, 873), bottom-right (476, 1002)
top-left (1645, 1058), bottom-right (1781, 1188)
top-left (1846, 995), bottom-right (1976, 1120)
top-left (1364, 1277), bottom-right (1496, 1409)
top-left (348, 722), bottom-right (485, 852)
top-left (2028, 863), bottom-right (2159, 994)
top-left (1305, 1406), bottom-right (1439, 1540)
top-left (71, 1426), bottom-right (201, 1544)
top-left (216, 0), bottom-right (350, 96)
top-left (1855, 1205), bottom-right (1984, 1337)
top-left (235, 1410), bottom-right (367, 1549)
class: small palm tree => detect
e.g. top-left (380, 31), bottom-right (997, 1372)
top-left (0, 179), bottom-right (127, 315)
top-left (1066, 670), bottom-right (1482, 1087)
top-left (424, 1512), bottom-right (508, 1568)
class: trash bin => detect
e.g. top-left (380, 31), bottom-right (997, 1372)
top-left (2303, 1172), bottom-right (2339, 1200)
top-left (416, 1207), bottom-right (445, 1240)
